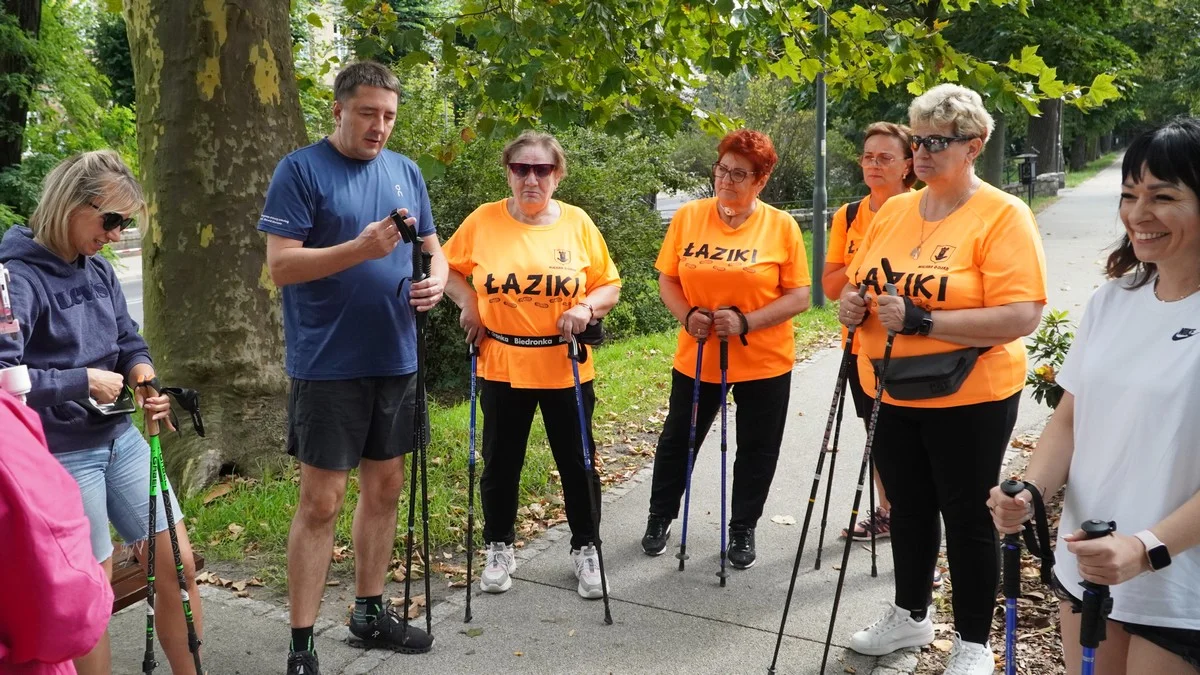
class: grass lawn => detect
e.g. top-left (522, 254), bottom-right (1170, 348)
top-left (184, 233), bottom-right (841, 586)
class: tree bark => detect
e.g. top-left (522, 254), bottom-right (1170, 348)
top-left (1069, 133), bottom-right (1088, 171)
top-left (0, 0), bottom-right (41, 171)
top-left (980, 111), bottom-right (1006, 187)
top-left (124, 1), bottom-right (306, 494)
top-left (1025, 98), bottom-right (1062, 175)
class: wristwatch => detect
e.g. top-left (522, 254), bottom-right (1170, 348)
top-left (1133, 530), bottom-right (1172, 571)
top-left (917, 313), bottom-right (934, 336)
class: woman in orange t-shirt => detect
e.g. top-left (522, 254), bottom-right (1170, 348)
top-left (823, 121), bottom-right (916, 544)
top-left (640, 129), bottom-right (812, 570)
top-left (839, 85), bottom-right (1047, 673)
top-left (443, 131), bottom-right (622, 601)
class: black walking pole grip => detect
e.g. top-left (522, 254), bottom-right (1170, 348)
top-left (1000, 480), bottom-right (1026, 600)
top-left (1079, 519), bottom-right (1116, 650)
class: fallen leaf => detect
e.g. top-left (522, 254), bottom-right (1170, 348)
top-left (195, 571), bottom-right (219, 585)
top-left (568, 629), bottom-right (576, 637)
top-left (844, 667), bottom-right (856, 674)
top-left (231, 580), bottom-right (247, 592)
top-left (770, 515), bottom-right (797, 526)
top-left (202, 483), bottom-right (233, 504)
top-left (234, 590), bottom-right (250, 598)
top-left (462, 627), bottom-right (483, 638)
top-left (391, 567), bottom-right (406, 582)
top-left (933, 639), bottom-right (954, 652)
top-left (325, 580), bottom-right (340, 586)
top-left (514, 651), bottom-right (524, 657)
top-left (227, 523), bottom-right (244, 538)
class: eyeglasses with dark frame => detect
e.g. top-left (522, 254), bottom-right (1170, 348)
top-left (910, 135), bottom-right (977, 154)
top-left (712, 162), bottom-right (760, 184)
top-left (508, 163), bottom-right (556, 179)
top-left (88, 202), bottom-right (135, 232)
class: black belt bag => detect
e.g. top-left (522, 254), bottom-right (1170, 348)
top-left (485, 320), bottom-right (605, 362)
top-left (870, 346), bottom-right (990, 401)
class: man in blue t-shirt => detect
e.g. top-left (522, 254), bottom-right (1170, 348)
top-left (258, 61), bottom-right (446, 672)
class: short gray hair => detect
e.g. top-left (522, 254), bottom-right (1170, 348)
top-left (908, 84), bottom-right (995, 146)
top-left (500, 131), bottom-right (568, 179)
top-left (333, 61), bottom-right (401, 103)
top-left (28, 150), bottom-right (145, 259)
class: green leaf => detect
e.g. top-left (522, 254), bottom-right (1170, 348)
top-left (1037, 67), bottom-right (1066, 99)
top-left (398, 50), bottom-right (433, 68)
top-left (799, 58), bottom-right (822, 82)
top-left (306, 12), bottom-right (323, 29)
top-left (416, 153), bottom-right (447, 179)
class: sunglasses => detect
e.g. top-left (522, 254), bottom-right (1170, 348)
top-left (508, 163), bottom-right (556, 179)
top-left (88, 202), bottom-right (135, 232)
top-left (910, 135), bottom-right (976, 154)
top-left (712, 162), bottom-right (760, 184)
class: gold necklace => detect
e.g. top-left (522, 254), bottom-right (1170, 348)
top-left (912, 186), bottom-right (974, 260)
top-left (1153, 276), bottom-right (1200, 302)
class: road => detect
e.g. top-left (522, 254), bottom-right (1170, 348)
top-left (113, 254), bottom-right (143, 327)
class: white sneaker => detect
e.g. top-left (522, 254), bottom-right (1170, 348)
top-left (480, 542), bottom-right (515, 593)
top-left (570, 545), bottom-right (609, 599)
top-left (849, 602), bottom-right (935, 656)
top-left (943, 633), bottom-right (995, 675)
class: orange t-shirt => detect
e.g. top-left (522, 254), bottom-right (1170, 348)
top-left (844, 183), bottom-right (1047, 408)
top-left (443, 199), bottom-right (622, 389)
top-left (827, 197), bottom-right (876, 354)
top-left (656, 198), bottom-right (812, 384)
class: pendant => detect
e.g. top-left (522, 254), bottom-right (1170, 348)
top-left (910, 246), bottom-right (921, 260)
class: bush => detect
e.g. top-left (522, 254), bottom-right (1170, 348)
top-left (1026, 310), bottom-right (1074, 409)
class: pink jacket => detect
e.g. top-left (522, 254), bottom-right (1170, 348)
top-left (0, 390), bottom-right (111, 674)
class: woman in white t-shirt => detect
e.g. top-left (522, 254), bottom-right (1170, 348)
top-left (989, 118), bottom-right (1200, 673)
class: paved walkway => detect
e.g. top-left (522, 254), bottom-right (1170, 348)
top-left (107, 161), bottom-right (1125, 674)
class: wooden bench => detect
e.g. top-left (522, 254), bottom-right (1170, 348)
top-left (111, 547), bottom-right (205, 613)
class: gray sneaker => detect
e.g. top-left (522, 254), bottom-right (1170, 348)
top-left (480, 542), bottom-right (515, 593)
top-left (571, 545), bottom-right (608, 599)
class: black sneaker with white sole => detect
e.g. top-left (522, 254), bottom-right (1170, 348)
top-left (728, 528), bottom-right (756, 569)
top-left (347, 606), bottom-right (434, 654)
top-left (641, 515), bottom-right (672, 555)
top-left (287, 650), bottom-right (320, 675)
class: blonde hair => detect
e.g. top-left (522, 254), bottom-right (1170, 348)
top-left (500, 131), bottom-right (568, 179)
top-left (908, 84), bottom-right (995, 147)
top-left (28, 150), bottom-right (145, 259)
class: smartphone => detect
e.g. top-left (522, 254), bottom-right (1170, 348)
top-left (78, 387), bottom-right (137, 416)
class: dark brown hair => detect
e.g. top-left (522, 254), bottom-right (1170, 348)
top-left (333, 61), bottom-right (401, 103)
top-left (1106, 117), bottom-right (1200, 286)
top-left (863, 121), bottom-right (916, 188)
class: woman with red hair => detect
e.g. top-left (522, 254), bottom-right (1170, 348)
top-left (641, 129), bottom-right (812, 569)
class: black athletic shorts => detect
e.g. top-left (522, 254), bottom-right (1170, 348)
top-left (287, 374), bottom-right (428, 471)
top-left (1052, 573), bottom-right (1200, 671)
top-left (846, 359), bottom-right (874, 420)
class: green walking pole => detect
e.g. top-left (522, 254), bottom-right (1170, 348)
top-left (137, 378), bottom-right (206, 674)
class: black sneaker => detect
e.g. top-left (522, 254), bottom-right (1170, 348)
top-left (729, 528), bottom-right (756, 569)
top-left (641, 515), bottom-right (672, 555)
top-left (287, 650), bottom-right (320, 675)
top-left (348, 606), bottom-right (434, 654)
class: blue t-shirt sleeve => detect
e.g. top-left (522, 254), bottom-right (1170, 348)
top-left (258, 156), bottom-right (313, 241)
top-left (413, 163), bottom-right (435, 238)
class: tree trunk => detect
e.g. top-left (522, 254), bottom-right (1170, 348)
top-left (1025, 98), bottom-right (1062, 175)
top-left (1100, 132), bottom-right (1113, 154)
top-left (980, 111), bottom-right (1006, 186)
top-left (124, 1), bottom-right (305, 495)
top-left (1069, 133), bottom-right (1088, 171)
top-left (0, 0), bottom-right (41, 171)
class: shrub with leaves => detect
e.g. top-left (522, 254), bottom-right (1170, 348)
top-left (1026, 309), bottom-right (1074, 409)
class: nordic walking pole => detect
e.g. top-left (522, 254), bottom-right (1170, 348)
top-left (768, 284), bottom-right (866, 674)
top-left (1079, 519), bottom-right (1116, 675)
top-left (137, 378), bottom-right (205, 675)
top-left (465, 343), bottom-right (479, 623)
top-left (1001, 480), bottom-right (1026, 675)
top-left (868, 454), bottom-right (878, 577)
top-left (567, 337), bottom-right (614, 624)
top-left (717, 336), bottom-right (730, 587)
top-left (819, 283), bottom-right (899, 675)
top-left (677, 321), bottom-right (708, 572)
top-left (393, 209), bottom-right (433, 633)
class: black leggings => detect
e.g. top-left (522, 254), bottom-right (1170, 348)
top-left (479, 379), bottom-right (601, 550)
top-left (647, 369), bottom-right (791, 531)
top-left (870, 392), bottom-right (1020, 644)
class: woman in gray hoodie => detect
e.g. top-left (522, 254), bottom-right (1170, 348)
top-left (0, 150), bottom-right (204, 674)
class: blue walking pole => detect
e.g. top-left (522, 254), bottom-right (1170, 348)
top-left (717, 337), bottom-right (730, 587)
top-left (1079, 519), bottom-right (1116, 675)
top-left (1001, 480), bottom-right (1026, 675)
top-left (464, 344), bottom-right (478, 623)
top-left (676, 335), bottom-right (707, 571)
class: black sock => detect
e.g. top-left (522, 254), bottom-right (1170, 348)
top-left (353, 595), bottom-right (384, 623)
top-left (909, 607), bottom-right (928, 622)
top-left (290, 626), bottom-right (314, 653)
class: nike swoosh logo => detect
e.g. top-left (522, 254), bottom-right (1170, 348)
top-left (1172, 328), bottom-right (1197, 341)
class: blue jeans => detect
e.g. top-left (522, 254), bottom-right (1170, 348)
top-left (55, 425), bottom-right (184, 563)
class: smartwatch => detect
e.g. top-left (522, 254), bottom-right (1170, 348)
top-left (1133, 530), bottom-right (1171, 571)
